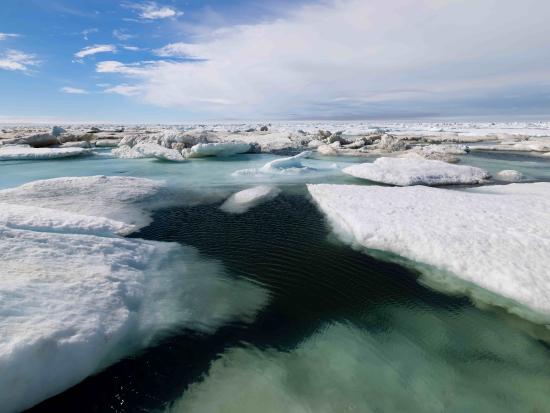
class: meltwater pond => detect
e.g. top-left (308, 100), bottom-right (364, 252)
top-left (27, 188), bottom-right (550, 413)
top-left (2, 151), bottom-right (549, 413)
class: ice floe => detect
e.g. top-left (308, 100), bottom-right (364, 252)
top-left (343, 157), bottom-right (490, 186)
top-left (308, 183), bottom-right (550, 322)
top-left (186, 142), bottom-right (251, 158)
top-left (0, 176), bottom-right (268, 413)
top-left (0, 145), bottom-right (90, 160)
top-left (220, 186), bottom-right (281, 214)
top-left (0, 203), bottom-right (132, 236)
top-left (233, 151), bottom-right (317, 176)
top-left (0, 176), bottom-right (166, 230)
top-left (168, 307), bottom-right (550, 413)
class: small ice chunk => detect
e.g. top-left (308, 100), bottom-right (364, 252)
top-left (232, 151), bottom-right (315, 176)
top-left (343, 157), bottom-right (489, 186)
top-left (220, 186), bottom-right (281, 214)
top-left (187, 142), bottom-right (250, 158)
top-left (496, 170), bottom-right (524, 182)
top-left (308, 183), bottom-right (550, 322)
top-left (0, 145), bottom-right (89, 160)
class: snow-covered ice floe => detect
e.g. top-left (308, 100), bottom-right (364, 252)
top-left (220, 186), bottom-right (281, 214)
top-left (0, 175), bottom-right (166, 230)
top-left (167, 307), bottom-right (550, 413)
top-left (343, 157), bottom-right (490, 186)
top-left (308, 183), bottom-right (550, 323)
top-left (0, 176), bottom-right (268, 413)
top-left (186, 142), bottom-right (250, 158)
top-left (0, 145), bottom-right (90, 160)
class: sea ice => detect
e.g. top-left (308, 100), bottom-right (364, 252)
top-left (220, 186), bottom-right (281, 214)
top-left (0, 177), bottom-right (268, 413)
top-left (0, 145), bottom-right (89, 160)
top-left (307, 183), bottom-right (550, 322)
top-left (0, 176), bottom-right (166, 230)
top-left (233, 151), bottom-right (316, 176)
top-left (343, 157), bottom-right (490, 186)
top-left (186, 142), bottom-right (250, 158)
top-left (496, 170), bottom-right (524, 182)
top-left (0, 203), bottom-right (132, 236)
top-left (135, 142), bottom-right (185, 162)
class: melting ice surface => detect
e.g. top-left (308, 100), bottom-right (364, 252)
top-left (0, 148), bottom-right (549, 412)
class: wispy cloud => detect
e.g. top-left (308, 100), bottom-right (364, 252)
top-left (81, 28), bottom-right (98, 41)
top-left (124, 1), bottom-right (182, 20)
top-left (74, 44), bottom-right (117, 60)
top-left (0, 33), bottom-right (20, 41)
top-left (103, 84), bottom-right (143, 96)
top-left (113, 29), bottom-right (135, 41)
top-left (60, 86), bottom-right (89, 94)
top-left (0, 49), bottom-right (39, 72)
top-left (153, 42), bottom-right (199, 58)
top-left (96, 0), bottom-right (550, 118)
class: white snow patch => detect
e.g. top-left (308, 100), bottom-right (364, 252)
top-left (0, 145), bottom-right (89, 160)
top-left (343, 157), bottom-right (490, 186)
top-left (308, 183), bottom-right (550, 322)
top-left (220, 186), bottom-right (281, 214)
top-left (187, 142), bottom-right (250, 158)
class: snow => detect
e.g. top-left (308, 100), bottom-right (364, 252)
top-left (0, 176), bottom-right (268, 413)
top-left (0, 203), bottom-right (133, 236)
top-left (496, 170), bottom-right (524, 182)
top-left (135, 142), bottom-right (185, 162)
top-left (343, 157), bottom-right (490, 186)
top-left (111, 144), bottom-right (149, 159)
top-left (187, 142), bottom-right (250, 158)
top-left (0, 176), bottom-right (166, 230)
top-left (0, 145), bottom-right (89, 160)
top-left (94, 139), bottom-right (120, 147)
top-left (112, 142), bottom-right (184, 161)
top-left (220, 186), bottom-right (281, 214)
top-left (168, 307), bottom-right (550, 413)
top-left (307, 183), bottom-right (550, 322)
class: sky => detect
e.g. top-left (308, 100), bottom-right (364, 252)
top-left (0, 0), bottom-right (549, 123)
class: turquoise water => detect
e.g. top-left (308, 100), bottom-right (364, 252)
top-left (2, 150), bottom-right (549, 412)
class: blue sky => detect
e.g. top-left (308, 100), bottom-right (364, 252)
top-left (1, 0), bottom-right (549, 123)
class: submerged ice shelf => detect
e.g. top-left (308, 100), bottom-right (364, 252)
top-left (168, 307), bottom-right (550, 413)
top-left (308, 182), bottom-right (550, 323)
top-left (0, 176), bottom-right (268, 413)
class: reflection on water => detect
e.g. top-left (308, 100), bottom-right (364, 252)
top-left (29, 189), bottom-right (550, 413)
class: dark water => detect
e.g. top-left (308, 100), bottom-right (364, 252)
top-left (27, 188), bottom-right (550, 412)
